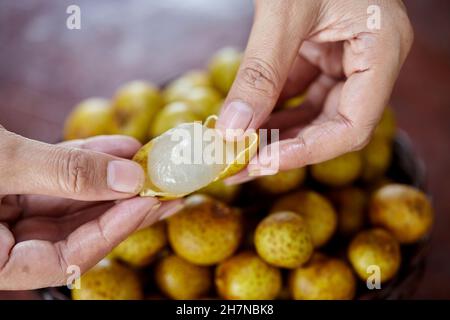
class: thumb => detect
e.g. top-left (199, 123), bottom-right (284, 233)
top-left (0, 128), bottom-right (144, 200)
top-left (216, 0), bottom-right (316, 136)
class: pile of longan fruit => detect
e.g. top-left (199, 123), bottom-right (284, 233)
top-left (64, 48), bottom-right (433, 300)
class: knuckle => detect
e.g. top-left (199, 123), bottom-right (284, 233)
top-left (58, 149), bottom-right (95, 195)
top-left (238, 57), bottom-right (280, 98)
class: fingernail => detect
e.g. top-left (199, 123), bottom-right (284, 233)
top-left (107, 160), bottom-right (144, 193)
top-left (159, 202), bottom-right (185, 221)
top-left (217, 101), bottom-right (253, 139)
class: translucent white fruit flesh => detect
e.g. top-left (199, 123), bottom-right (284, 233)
top-left (148, 122), bottom-right (230, 195)
top-left (133, 115), bottom-right (258, 199)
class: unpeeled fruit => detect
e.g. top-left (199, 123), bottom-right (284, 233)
top-left (311, 152), bottom-right (363, 187)
top-left (134, 115), bottom-right (257, 199)
top-left (272, 191), bottom-right (337, 248)
top-left (163, 70), bottom-right (212, 104)
top-left (369, 184), bottom-right (433, 243)
top-left (149, 101), bottom-right (201, 138)
top-left (289, 254), bottom-right (356, 300)
top-left (198, 180), bottom-right (241, 203)
top-left (181, 86), bottom-right (223, 119)
top-left (71, 259), bottom-right (142, 300)
top-left (328, 187), bottom-right (368, 236)
top-left (155, 254), bottom-right (212, 300)
top-left (112, 81), bottom-right (162, 142)
top-left (215, 251), bottom-right (282, 300)
top-left (110, 222), bottom-right (167, 268)
top-left (373, 107), bottom-right (396, 141)
top-left (208, 47), bottom-right (242, 94)
top-left (254, 211), bottom-right (313, 268)
top-left (348, 228), bottom-right (401, 283)
top-left (167, 195), bottom-right (243, 265)
top-left (361, 137), bottom-right (393, 182)
top-left (63, 98), bottom-right (115, 140)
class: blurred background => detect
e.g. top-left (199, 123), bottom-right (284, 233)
top-left (0, 0), bottom-right (449, 299)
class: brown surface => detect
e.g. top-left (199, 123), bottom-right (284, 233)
top-left (0, 0), bottom-right (449, 299)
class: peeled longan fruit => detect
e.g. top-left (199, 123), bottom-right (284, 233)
top-left (272, 191), bottom-right (337, 248)
top-left (163, 70), bottom-right (212, 104)
top-left (63, 98), bottom-right (115, 140)
top-left (208, 47), bottom-right (242, 94)
top-left (348, 228), bottom-right (401, 283)
top-left (150, 101), bottom-right (202, 138)
top-left (167, 195), bottom-right (243, 265)
top-left (289, 254), bottom-right (356, 300)
top-left (215, 251), bottom-right (282, 300)
top-left (112, 81), bottom-right (163, 142)
top-left (198, 180), bottom-right (241, 203)
top-left (328, 187), bottom-right (368, 236)
top-left (110, 222), bottom-right (167, 268)
top-left (373, 107), bottom-right (396, 141)
top-left (255, 168), bottom-right (306, 194)
top-left (155, 254), bottom-right (212, 300)
top-left (369, 184), bottom-right (433, 244)
top-left (71, 259), bottom-right (142, 300)
top-left (311, 152), bottom-right (363, 187)
top-left (254, 211), bottom-right (313, 268)
top-left (361, 137), bottom-right (393, 182)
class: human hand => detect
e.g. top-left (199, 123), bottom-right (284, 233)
top-left (216, 0), bottom-right (413, 182)
top-left (0, 130), bottom-right (181, 290)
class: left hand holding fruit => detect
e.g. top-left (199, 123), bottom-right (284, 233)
top-left (0, 129), bottom-right (180, 290)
